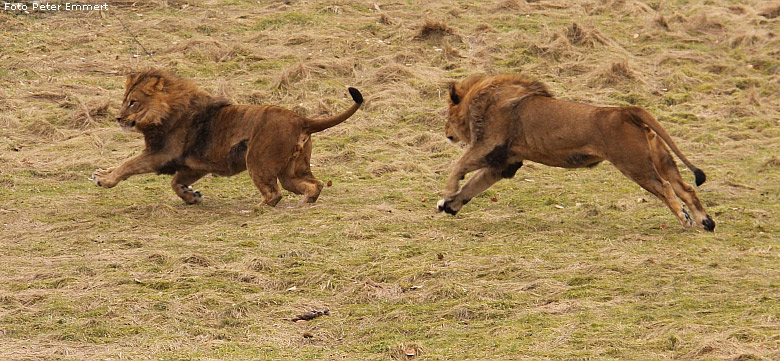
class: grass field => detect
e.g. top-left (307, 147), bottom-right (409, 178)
top-left (1, 0), bottom-right (779, 360)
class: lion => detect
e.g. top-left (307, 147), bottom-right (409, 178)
top-left (91, 69), bottom-right (363, 206)
top-left (436, 74), bottom-right (715, 231)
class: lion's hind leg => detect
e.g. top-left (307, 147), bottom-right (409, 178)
top-left (609, 142), bottom-right (693, 229)
top-left (647, 133), bottom-right (715, 231)
top-left (248, 169), bottom-right (283, 206)
top-left (246, 133), bottom-right (295, 207)
top-left (172, 170), bottom-right (207, 204)
top-left (279, 165), bottom-right (324, 204)
top-left (278, 135), bottom-right (324, 204)
top-left (280, 173), bottom-right (323, 204)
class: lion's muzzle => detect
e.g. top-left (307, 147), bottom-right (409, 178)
top-left (115, 116), bottom-right (136, 130)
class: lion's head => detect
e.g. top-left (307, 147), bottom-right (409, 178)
top-left (445, 74), bottom-right (553, 144)
top-left (445, 75), bottom-right (488, 144)
top-left (116, 69), bottom-right (203, 133)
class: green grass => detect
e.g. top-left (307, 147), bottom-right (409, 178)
top-left (1, 0), bottom-right (780, 360)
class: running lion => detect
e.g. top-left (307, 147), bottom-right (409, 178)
top-left (91, 69), bottom-right (363, 206)
top-left (437, 74), bottom-right (715, 231)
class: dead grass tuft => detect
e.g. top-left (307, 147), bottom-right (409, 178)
top-left (147, 253), bottom-right (169, 265)
top-left (726, 5), bottom-right (748, 15)
top-left (759, 4), bottom-right (780, 19)
top-left (24, 91), bottom-right (69, 103)
top-left (588, 60), bottom-right (640, 88)
top-left (107, 0), bottom-right (167, 8)
top-left (732, 354), bottom-right (761, 361)
top-left (565, 22), bottom-right (607, 47)
top-left (591, 0), bottom-right (654, 15)
top-left (182, 254), bottom-right (212, 267)
top-left (378, 13), bottom-right (396, 25)
top-left (247, 257), bottom-right (277, 272)
top-left (655, 15), bottom-right (670, 30)
top-left (685, 13), bottom-right (726, 34)
top-left (373, 63), bottom-right (414, 84)
top-left (164, 39), bottom-right (226, 54)
top-left (342, 278), bottom-right (403, 303)
top-left (162, 39), bottom-right (247, 63)
top-left (24, 119), bottom-right (64, 140)
top-left (474, 23), bottom-right (497, 34)
top-left (271, 60), bottom-right (354, 91)
top-left (221, 303), bottom-right (249, 320)
top-left (746, 87), bottom-right (761, 107)
top-left (494, 0), bottom-right (530, 11)
top-left (67, 98), bottom-right (111, 129)
top-left (0, 113), bottom-right (21, 129)
top-left (764, 156), bottom-right (780, 168)
top-left (440, 40), bottom-right (463, 61)
top-left (414, 19), bottom-right (460, 42)
top-left (729, 30), bottom-right (772, 48)
top-left (526, 31), bottom-right (575, 61)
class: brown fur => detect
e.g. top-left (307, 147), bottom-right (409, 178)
top-left (438, 74), bottom-right (715, 231)
top-left (91, 69), bottom-right (363, 206)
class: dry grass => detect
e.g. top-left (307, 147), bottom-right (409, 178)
top-left (1, 0), bottom-right (780, 360)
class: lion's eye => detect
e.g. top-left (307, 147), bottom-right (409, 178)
top-left (128, 100), bottom-right (137, 107)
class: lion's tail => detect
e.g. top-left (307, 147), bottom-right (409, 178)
top-left (626, 106), bottom-right (706, 186)
top-left (304, 87), bottom-right (363, 134)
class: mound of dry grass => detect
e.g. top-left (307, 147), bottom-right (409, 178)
top-left (413, 19), bottom-right (461, 42)
top-left (270, 59), bottom-right (355, 93)
top-left (565, 22), bottom-right (608, 47)
top-left (588, 60), bottom-right (641, 88)
top-left (685, 12), bottom-right (726, 34)
top-left (24, 119), bottom-right (64, 140)
top-left (759, 4), bottom-right (780, 19)
top-left (67, 98), bottom-right (111, 129)
top-left (764, 156), bottom-right (780, 168)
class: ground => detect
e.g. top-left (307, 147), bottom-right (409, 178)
top-left (1, 0), bottom-right (779, 360)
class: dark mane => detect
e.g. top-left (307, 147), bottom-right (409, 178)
top-left (456, 74), bottom-right (553, 142)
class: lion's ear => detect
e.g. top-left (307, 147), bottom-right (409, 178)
top-left (154, 77), bottom-right (165, 92)
top-left (141, 76), bottom-right (165, 94)
top-left (125, 73), bottom-right (139, 89)
top-left (449, 83), bottom-right (460, 105)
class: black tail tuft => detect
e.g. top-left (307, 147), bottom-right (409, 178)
top-left (348, 87), bottom-right (363, 104)
top-left (694, 168), bottom-right (706, 186)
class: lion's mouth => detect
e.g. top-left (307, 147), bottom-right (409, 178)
top-left (119, 120), bottom-right (136, 132)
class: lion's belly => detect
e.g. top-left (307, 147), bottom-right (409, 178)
top-left (188, 148), bottom-right (248, 177)
top-left (520, 146), bottom-right (604, 169)
top-left (532, 154), bottom-right (603, 168)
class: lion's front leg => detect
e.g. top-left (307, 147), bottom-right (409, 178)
top-left (91, 152), bottom-right (167, 188)
top-left (438, 146), bottom-right (503, 215)
top-left (442, 147), bottom-right (492, 197)
top-left (171, 170), bottom-right (207, 204)
top-left (438, 167), bottom-right (505, 215)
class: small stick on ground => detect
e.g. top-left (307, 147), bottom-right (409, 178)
top-left (291, 309), bottom-right (330, 322)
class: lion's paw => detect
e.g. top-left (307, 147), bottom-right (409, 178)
top-left (90, 168), bottom-right (117, 188)
top-left (437, 199), bottom-right (459, 216)
top-left (178, 185), bottom-right (203, 205)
